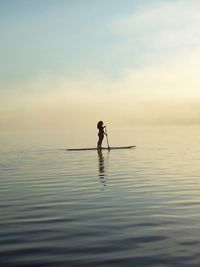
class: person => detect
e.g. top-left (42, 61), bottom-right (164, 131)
top-left (97, 121), bottom-right (107, 149)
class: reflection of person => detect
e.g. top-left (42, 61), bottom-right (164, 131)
top-left (97, 121), bottom-right (107, 149)
top-left (97, 149), bottom-right (106, 187)
top-left (98, 149), bottom-right (104, 177)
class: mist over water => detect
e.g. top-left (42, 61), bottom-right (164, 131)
top-left (2, 65), bottom-right (200, 131)
top-left (1, 126), bottom-right (200, 266)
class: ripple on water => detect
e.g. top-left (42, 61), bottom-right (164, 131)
top-left (1, 139), bottom-right (200, 266)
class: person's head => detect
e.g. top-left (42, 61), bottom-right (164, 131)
top-left (97, 121), bottom-right (103, 129)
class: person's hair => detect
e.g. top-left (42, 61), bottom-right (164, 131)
top-left (97, 121), bottom-right (103, 129)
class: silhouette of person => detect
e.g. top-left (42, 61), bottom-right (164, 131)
top-left (97, 121), bottom-right (107, 149)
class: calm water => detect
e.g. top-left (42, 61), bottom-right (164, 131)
top-left (1, 127), bottom-right (200, 267)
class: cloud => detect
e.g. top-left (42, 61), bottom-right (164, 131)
top-left (109, 1), bottom-right (200, 49)
top-left (1, 48), bottom-right (200, 131)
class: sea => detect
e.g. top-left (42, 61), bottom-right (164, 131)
top-left (1, 126), bottom-right (200, 267)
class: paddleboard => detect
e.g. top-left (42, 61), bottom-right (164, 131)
top-left (67, 146), bottom-right (136, 151)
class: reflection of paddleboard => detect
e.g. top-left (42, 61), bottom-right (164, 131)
top-left (67, 146), bottom-right (136, 151)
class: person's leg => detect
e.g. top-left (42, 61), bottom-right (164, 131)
top-left (100, 135), bottom-right (104, 148)
top-left (98, 135), bottom-right (104, 149)
top-left (97, 135), bottom-right (101, 148)
top-left (97, 140), bottom-right (100, 148)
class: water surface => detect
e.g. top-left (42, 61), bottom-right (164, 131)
top-left (1, 126), bottom-right (200, 266)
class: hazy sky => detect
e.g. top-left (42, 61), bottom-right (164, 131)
top-left (1, 0), bottom-right (200, 131)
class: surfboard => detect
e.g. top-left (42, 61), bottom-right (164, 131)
top-left (67, 146), bottom-right (136, 151)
